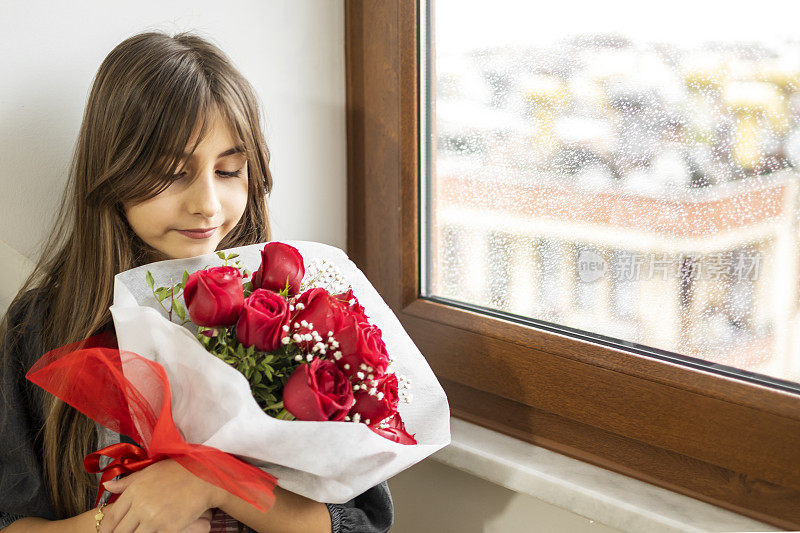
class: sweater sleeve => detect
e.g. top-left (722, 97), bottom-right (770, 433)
top-left (0, 289), bottom-right (58, 522)
top-left (0, 511), bottom-right (24, 529)
top-left (325, 481), bottom-right (394, 533)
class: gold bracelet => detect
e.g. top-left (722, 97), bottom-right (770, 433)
top-left (94, 502), bottom-right (109, 532)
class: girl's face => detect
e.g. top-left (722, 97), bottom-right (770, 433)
top-left (123, 108), bottom-right (249, 261)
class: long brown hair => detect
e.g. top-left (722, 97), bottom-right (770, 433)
top-left (0, 30), bottom-right (274, 517)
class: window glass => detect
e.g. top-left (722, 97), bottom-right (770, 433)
top-left (422, 0), bottom-right (800, 386)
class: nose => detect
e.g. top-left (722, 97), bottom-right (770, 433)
top-left (185, 167), bottom-right (223, 220)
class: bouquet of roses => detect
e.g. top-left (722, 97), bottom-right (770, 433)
top-left (98, 240), bottom-right (448, 503)
top-left (157, 241), bottom-right (415, 443)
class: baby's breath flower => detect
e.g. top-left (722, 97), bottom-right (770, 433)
top-left (299, 258), bottom-right (352, 294)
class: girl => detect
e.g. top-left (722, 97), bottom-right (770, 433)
top-left (0, 31), bottom-right (393, 533)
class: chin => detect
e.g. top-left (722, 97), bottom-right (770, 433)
top-left (185, 242), bottom-right (221, 257)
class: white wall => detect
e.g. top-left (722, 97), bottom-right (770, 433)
top-left (0, 0), bottom-right (347, 261)
top-left (0, 2), bottom-right (622, 531)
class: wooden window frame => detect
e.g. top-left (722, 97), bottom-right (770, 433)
top-left (344, 1), bottom-right (800, 528)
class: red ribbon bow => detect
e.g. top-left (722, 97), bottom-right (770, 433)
top-left (84, 442), bottom-right (168, 506)
top-left (27, 329), bottom-right (277, 512)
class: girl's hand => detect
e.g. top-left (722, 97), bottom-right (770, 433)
top-left (99, 458), bottom-right (227, 533)
top-left (184, 508), bottom-right (214, 533)
top-left (97, 503), bottom-right (213, 533)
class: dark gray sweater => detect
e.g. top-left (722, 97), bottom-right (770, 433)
top-left (0, 289), bottom-right (393, 532)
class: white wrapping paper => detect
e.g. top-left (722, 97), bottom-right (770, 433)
top-left (109, 240), bottom-right (451, 503)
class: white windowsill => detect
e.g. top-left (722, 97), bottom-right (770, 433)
top-left (431, 418), bottom-right (782, 533)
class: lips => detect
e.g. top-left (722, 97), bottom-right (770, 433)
top-left (176, 227), bottom-right (218, 239)
top-left (182, 226), bottom-right (218, 232)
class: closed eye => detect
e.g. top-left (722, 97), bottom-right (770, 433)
top-left (171, 169), bottom-right (243, 180)
top-left (218, 169), bottom-right (243, 178)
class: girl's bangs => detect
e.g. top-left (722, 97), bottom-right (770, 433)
top-left (137, 94), bottom-right (216, 201)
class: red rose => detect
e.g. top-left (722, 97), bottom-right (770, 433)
top-left (350, 373), bottom-right (399, 426)
top-left (283, 359), bottom-right (354, 421)
top-left (252, 242), bottom-right (305, 296)
top-left (236, 289), bottom-right (291, 352)
top-left (369, 413), bottom-right (417, 445)
top-left (334, 315), bottom-right (390, 378)
top-left (292, 288), bottom-right (348, 349)
top-left (184, 266), bottom-right (244, 327)
top-left (332, 289), bottom-right (370, 324)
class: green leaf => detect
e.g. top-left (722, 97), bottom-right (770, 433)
top-left (173, 300), bottom-right (186, 321)
top-left (146, 271), bottom-right (155, 289)
top-left (246, 345), bottom-right (255, 356)
top-left (216, 251), bottom-right (226, 260)
top-left (228, 253), bottom-right (239, 259)
top-left (276, 408), bottom-right (295, 421)
top-left (154, 287), bottom-right (171, 300)
top-left (182, 270), bottom-right (189, 286)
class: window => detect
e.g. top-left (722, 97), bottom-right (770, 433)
top-left (345, 1), bottom-right (800, 527)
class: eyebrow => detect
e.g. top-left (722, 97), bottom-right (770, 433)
top-left (181, 144), bottom-right (246, 160)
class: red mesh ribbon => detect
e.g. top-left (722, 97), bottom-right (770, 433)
top-left (25, 329), bottom-right (277, 512)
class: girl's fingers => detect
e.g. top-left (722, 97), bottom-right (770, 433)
top-left (98, 499), bottom-right (130, 533)
top-left (113, 506), bottom-right (142, 533)
top-left (182, 518), bottom-right (212, 533)
top-left (104, 472), bottom-right (137, 494)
